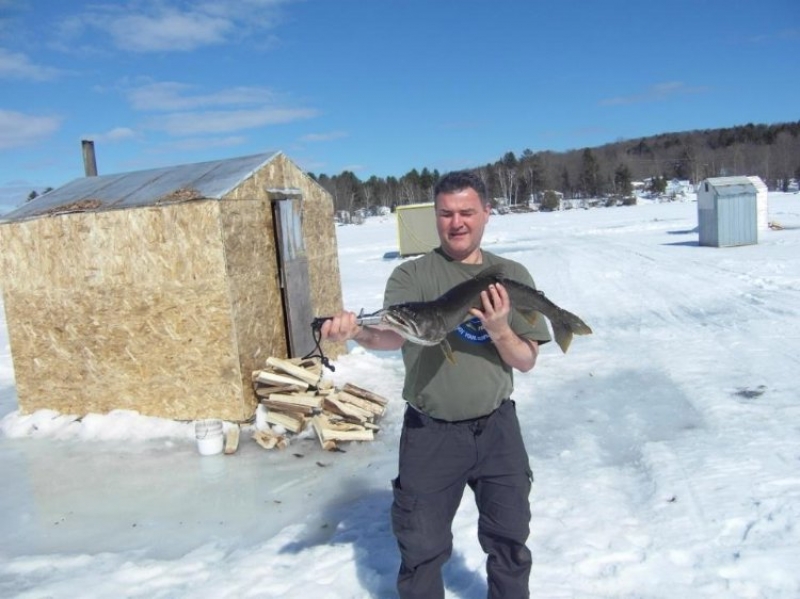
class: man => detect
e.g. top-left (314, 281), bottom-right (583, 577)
top-left (320, 170), bottom-right (551, 599)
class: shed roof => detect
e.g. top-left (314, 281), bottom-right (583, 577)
top-left (1, 151), bottom-right (282, 223)
top-left (703, 176), bottom-right (758, 197)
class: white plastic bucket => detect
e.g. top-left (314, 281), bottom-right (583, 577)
top-left (195, 419), bottom-right (224, 456)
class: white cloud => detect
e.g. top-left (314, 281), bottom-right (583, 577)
top-left (300, 131), bottom-right (348, 142)
top-left (126, 81), bottom-right (278, 111)
top-left (0, 48), bottom-right (63, 81)
top-left (120, 79), bottom-right (317, 140)
top-left (0, 109), bottom-right (61, 149)
top-left (108, 9), bottom-right (232, 52)
top-left (601, 82), bottom-right (710, 106)
top-left (157, 135), bottom-right (248, 152)
top-left (748, 28), bottom-right (800, 43)
top-left (145, 106), bottom-right (318, 136)
top-left (66, 0), bottom-right (295, 53)
top-left (80, 127), bottom-right (138, 144)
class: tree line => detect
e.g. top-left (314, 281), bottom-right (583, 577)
top-left (309, 120), bottom-right (800, 213)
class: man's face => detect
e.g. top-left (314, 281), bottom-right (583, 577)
top-left (435, 187), bottom-right (491, 262)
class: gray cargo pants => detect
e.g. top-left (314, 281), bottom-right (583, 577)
top-left (391, 399), bottom-right (533, 599)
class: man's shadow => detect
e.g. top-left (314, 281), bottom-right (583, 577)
top-left (279, 485), bottom-right (487, 598)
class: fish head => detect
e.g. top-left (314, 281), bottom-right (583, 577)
top-left (380, 304), bottom-right (446, 346)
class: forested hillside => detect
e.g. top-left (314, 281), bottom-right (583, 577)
top-left (311, 121), bottom-right (800, 213)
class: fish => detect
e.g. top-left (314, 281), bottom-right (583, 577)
top-left (375, 263), bottom-right (592, 356)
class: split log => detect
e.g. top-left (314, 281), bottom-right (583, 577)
top-left (224, 425), bottom-right (240, 455)
top-left (292, 357), bottom-right (324, 375)
top-left (263, 392), bottom-right (322, 415)
top-left (342, 382), bottom-right (389, 407)
top-left (323, 395), bottom-right (370, 423)
top-left (337, 390), bottom-right (386, 417)
top-left (311, 415), bottom-right (338, 451)
top-left (255, 370), bottom-right (310, 391)
top-left (264, 410), bottom-right (305, 434)
top-left (253, 429), bottom-right (289, 450)
top-left (266, 357), bottom-right (325, 387)
top-left (312, 415), bottom-right (375, 445)
top-left (323, 419), bottom-right (370, 432)
top-left (255, 385), bottom-right (306, 398)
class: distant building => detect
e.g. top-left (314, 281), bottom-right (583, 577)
top-left (697, 176), bottom-right (763, 247)
top-left (666, 179), bottom-right (693, 197)
top-left (396, 202), bottom-right (438, 256)
top-left (493, 197), bottom-right (511, 214)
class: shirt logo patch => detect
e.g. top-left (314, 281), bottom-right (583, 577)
top-left (456, 317), bottom-right (491, 344)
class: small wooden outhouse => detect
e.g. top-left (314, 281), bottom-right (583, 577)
top-left (0, 152), bottom-right (345, 421)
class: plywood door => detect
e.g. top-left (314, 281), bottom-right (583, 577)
top-left (273, 198), bottom-right (316, 358)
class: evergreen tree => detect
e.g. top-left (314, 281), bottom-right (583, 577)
top-left (419, 168), bottom-right (436, 201)
top-left (613, 163), bottom-right (633, 196)
top-left (560, 168), bottom-right (571, 198)
top-left (648, 175), bottom-right (667, 194)
top-left (578, 148), bottom-right (602, 197)
top-left (541, 190), bottom-right (561, 211)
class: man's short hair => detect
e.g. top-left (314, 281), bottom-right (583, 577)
top-left (434, 170), bottom-right (488, 206)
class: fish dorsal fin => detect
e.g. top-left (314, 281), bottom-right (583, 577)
top-left (475, 263), bottom-right (506, 281)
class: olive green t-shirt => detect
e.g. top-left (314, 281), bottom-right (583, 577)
top-left (384, 248), bottom-right (551, 421)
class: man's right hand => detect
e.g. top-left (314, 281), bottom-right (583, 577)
top-left (319, 311), bottom-right (362, 343)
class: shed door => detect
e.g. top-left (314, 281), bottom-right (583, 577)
top-left (273, 198), bottom-right (316, 358)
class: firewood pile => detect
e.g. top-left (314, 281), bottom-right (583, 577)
top-left (252, 356), bottom-right (389, 452)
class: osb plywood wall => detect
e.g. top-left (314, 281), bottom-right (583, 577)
top-left (0, 202), bottom-right (248, 420)
top-left (218, 197), bottom-right (285, 414)
top-left (223, 153), bottom-right (346, 360)
top-left (0, 153), bottom-right (346, 422)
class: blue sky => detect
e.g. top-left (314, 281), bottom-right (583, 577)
top-left (0, 0), bottom-right (798, 209)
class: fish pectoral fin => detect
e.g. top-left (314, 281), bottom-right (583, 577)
top-left (517, 309), bottom-right (541, 326)
top-left (440, 339), bottom-right (457, 365)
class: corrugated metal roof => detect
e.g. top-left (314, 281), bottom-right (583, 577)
top-left (704, 176), bottom-right (757, 197)
top-left (1, 151), bottom-right (281, 223)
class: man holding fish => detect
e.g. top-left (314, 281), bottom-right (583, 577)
top-left (321, 170), bottom-right (582, 599)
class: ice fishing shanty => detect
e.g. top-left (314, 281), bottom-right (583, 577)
top-left (396, 202), bottom-right (439, 257)
top-left (0, 151), bottom-right (345, 421)
top-left (697, 176), bottom-right (766, 248)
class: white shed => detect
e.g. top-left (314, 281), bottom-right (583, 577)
top-left (697, 177), bottom-right (759, 247)
top-left (395, 202), bottom-right (439, 256)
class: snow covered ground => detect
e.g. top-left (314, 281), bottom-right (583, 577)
top-left (1, 193), bottom-right (799, 598)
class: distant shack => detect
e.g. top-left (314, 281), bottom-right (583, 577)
top-left (0, 152), bottom-right (345, 421)
top-left (697, 176), bottom-right (766, 247)
top-left (396, 202), bottom-right (438, 256)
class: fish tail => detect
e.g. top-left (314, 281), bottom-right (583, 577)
top-left (516, 307), bottom-right (574, 352)
top-left (550, 307), bottom-right (593, 353)
top-left (564, 309), bottom-right (593, 336)
top-left (550, 315), bottom-right (575, 353)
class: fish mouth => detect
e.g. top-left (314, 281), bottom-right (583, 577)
top-left (381, 311), bottom-right (439, 346)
